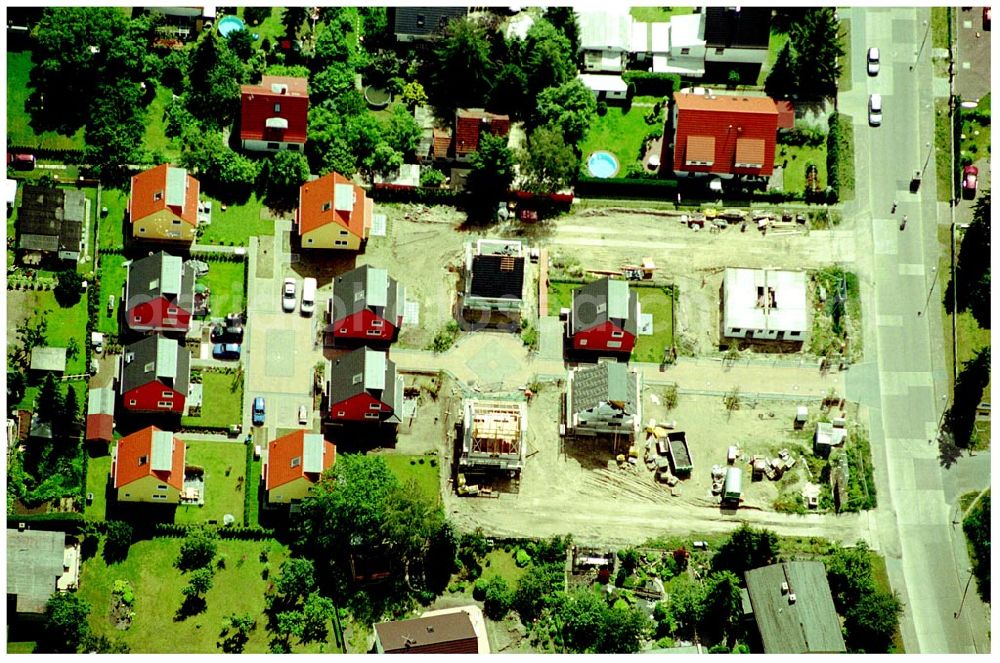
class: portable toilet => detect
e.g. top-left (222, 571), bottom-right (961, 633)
top-left (723, 467), bottom-right (742, 504)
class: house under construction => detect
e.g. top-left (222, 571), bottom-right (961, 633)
top-left (457, 399), bottom-right (527, 475)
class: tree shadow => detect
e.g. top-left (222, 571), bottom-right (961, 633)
top-left (174, 594), bottom-right (207, 622)
top-left (937, 430), bottom-right (962, 469)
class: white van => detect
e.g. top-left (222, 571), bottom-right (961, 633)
top-left (300, 277), bottom-right (317, 315)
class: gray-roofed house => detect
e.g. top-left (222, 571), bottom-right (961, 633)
top-left (119, 334), bottom-right (190, 414)
top-left (743, 561), bottom-right (847, 654)
top-left (328, 264), bottom-right (404, 344)
top-left (123, 251), bottom-right (197, 333)
top-left (7, 528), bottom-right (81, 618)
top-left (569, 278), bottom-right (641, 354)
top-left (86, 385), bottom-right (116, 443)
top-left (327, 347), bottom-right (402, 424)
top-left (462, 239), bottom-right (525, 328)
top-left (703, 6), bottom-right (772, 80)
top-left (29, 346), bottom-right (67, 374)
top-left (16, 184), bottom-right (85, 262)
top-left (392, 6), bottom-right (468, 43)
top-left (578, 8), bottom-right (633, 73)
top-left (565, 360), bottom-right (641, 440)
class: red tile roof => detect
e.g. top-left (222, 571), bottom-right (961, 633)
top-left (454, 109), bottom-right (510, 157)
top-left (128, 164), bottom-right (200, 226)
top-left (671, 92), bottom-right (779, 176)
top-left (297, 172), bottom-right (372, 238)
top-left (240, 76), bottom-right (309, 144)
top-left (85, 413), bottom-right (113, 443)
top-left (113, 426), bottom-right (185, 491)
top-left (265, 430), bottom-right (336, 490)
top-left (433, 128), bottom-right (453, 158)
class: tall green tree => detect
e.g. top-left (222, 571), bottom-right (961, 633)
top-left (535, 79), bottom-right (597, 147)
top-left (381, 104), bottom-right (422, 156)
top-left (85, 81), bottom-right (146, 179)
top-left (428, 17), bottom-right (496, 112)
top-left (186, 30), bottom-right (246, 128)
top-left (36, 372), bottom-right (64, 424)
top-left (712, 523), bottom-right (780, 577)
top-left (39, 592), bottom-right (91, 653)
top-left (520, 124), bottom-right (580, 194)
top-left (260, 151), bottom-right (311, 208)
top-left (176, 528), bottom-right (219, 571)
top-left (512, 563), bottom-right (563, 624)
top-left (466, 133), bottom-right (516, 221)
top-left (825, 541), bottom-right (875, 608)
top-left (543, 7), bottom-right (581, 55)
top-left (946, 347), bottom-right (991, 447)
top-left (953, 193), bottom-right (991, 327)
top-left (962, 492), bottom-right (991, 602)
top-left (844, 590), bottom-right (903, 653)
top-left (522, 19), bottom-right (577, 100)
top-left (788, 8), bottom-right (844, 98)
top-left (704, 571), bottom-right (744, 642)
top-left (103, 520), bottom-right (134, 563)
top-left (665, 575), bottom-right (708, 638)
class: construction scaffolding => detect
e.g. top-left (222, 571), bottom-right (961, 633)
top-left (458, 399), bottom-right (527, 473)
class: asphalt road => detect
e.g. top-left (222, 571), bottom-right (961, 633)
top-left (843, 7), bottom-right (989, 653)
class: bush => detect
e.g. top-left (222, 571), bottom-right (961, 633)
top-left (419, 168), bottom-right (446, 188)
top-left (54, 270), bottom-right (85, 307)
top-left (622, 71), bottom-right (681, 97)
top-left (515, 549), bottom-right (532, 567)
top-left (596, 101), bottom-right (608, 116)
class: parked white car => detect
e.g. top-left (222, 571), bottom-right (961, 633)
top-left (867, 47), bottom-right (880, 76)
top-left (281, 277), bottom-right (297, 312)
top-left (868, 93), bottom-right (882, 126)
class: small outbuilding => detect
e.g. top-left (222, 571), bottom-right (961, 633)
top-left (29, 346), bottom-right (67, 374)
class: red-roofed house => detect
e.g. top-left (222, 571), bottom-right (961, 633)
top-left (668, 91), bottom-right (779, 178)
top-left (295, 172), bottom-right (373, 250)
top-left (239, 76), bottom-right (309, 152)
top-left (328, 265), bottom-right (404, 344)
top-left (263, 430), bottom-right (336, 504)
top-left (111, 426), bottom-right (186, 503)
top-left (124, 251), bottom-right (196, 334)
top-left (85, 386), bottom-right (115, 444)
top-left (454, 109), bottom-right (511, 162)
top-left (128, 164), bottom-right (200, 243)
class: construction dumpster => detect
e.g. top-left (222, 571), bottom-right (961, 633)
top-left (666, 431), bottom-right (693, 474)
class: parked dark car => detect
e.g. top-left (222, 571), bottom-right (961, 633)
top-left (212, 342), bottom-right (241, 360)
top-left (211, 323), bottom-right (244, 343)
top-left (8, 153), bottom-right (36, 171)
top-left (252, 396), bottom-right (265, 426)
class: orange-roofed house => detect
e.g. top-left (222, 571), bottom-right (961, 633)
top-left (263, 430), bottom-right (336, 504)
top-left (295, 172), bottom-right (373, 250)
top-left (111, 426), bottom-right (186, 503)
top-left (239, 76), bottom-right (309, 153)
top-left (128, 164), bottom-right (200, 243)
top-left (667, 91), bottom-right (779, 178)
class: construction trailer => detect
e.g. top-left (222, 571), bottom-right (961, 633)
top-left (722, 467), bottom-right (743, 504)
top-left (457, 399), bottom-right (527, 476)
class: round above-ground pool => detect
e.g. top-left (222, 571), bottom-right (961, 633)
top-left (587, 151), bottom-right (620, 178)
top-left (217, 15), bottom-right (246, 38)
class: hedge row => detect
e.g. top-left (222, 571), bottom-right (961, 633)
top-left (152, 522), bottom-right (275, 539)
top-left (8, 145), bottom-right (86, 162)
top-left (243, 441), bottom-right (254, 527)
top-left (576, 175), bottom-right (680, 199)
top-left (7, 512), bottom-right (85, 529)
top-left (369, 186), bottom-right (464, 205)
top-left (622, 71), bottom-right (682, 97)
top-left (826, 112), bottom-right (854, 203)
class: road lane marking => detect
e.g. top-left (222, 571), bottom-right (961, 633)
top-left (877, 315), bottom-right (904, 326)
top-left (897, 263), bottom-right (926, 276)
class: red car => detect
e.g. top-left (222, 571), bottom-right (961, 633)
top-left (985, 7), bottom-right (991, 31)
top-left (962, 164), bottom-right (979, 199)
top-left (8, 153), bottom-right (35, 171)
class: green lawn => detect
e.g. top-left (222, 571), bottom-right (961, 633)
top-left (77, 537), bottom-right (319, 653)
top-left (144, 84), bottom-right (182, 163)
top-left (838, 18), bottom-right (851, 93)
top-left (934, 98), bottom-right (955, 202)
top-left (238, 6), bottom-right (288, 45)
top-left (198, 260), bottom-right (247, 318)
top-left (758, 31), bottom-right (790, 86)
top-left (198, 193), bottom-right (276, 246)
top-left (629, 7), bottom-right (692, 22)
top-left (176, 441), bottom-right (248, 525)
top-left (85, 452), bottom-right (113, 522)
top-left (30, 290), bottom-right (89, 374)
top-left (480, 548), bottom-right (530, 586)
top-left (379, 454), bottom-right (441, 504)
top-left (98, 187), bottom-right (129, 251)
top-left (547, 281), bottom-right (578, 316)
top-left (6, 642), bottom-right (35, 654)
top-left (180, 370), bottom-right (244, 430)
top-left (959, 115), bottom-right (990, 168)
top-left (580, 104), bottom-right (654, 178)
top-left (776, 143), bottom-right (828, 195)
top-left (632, 285), bottom-right (675, 363)
top-left (247, 456), bottom-right (263, 527)
top-left (931, 6), bottom-right (951, 50)
top-left (97, 253), bottom-right (128, 336)
top-left (6, 50), bottom-right (86, 150)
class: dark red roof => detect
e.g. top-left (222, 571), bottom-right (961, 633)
top-left (86, 414), bottom-right (113, 443)
top-left (240, 76), bottom-right (309, 144)
top-left (455, 109), bottom-right (510, 157)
